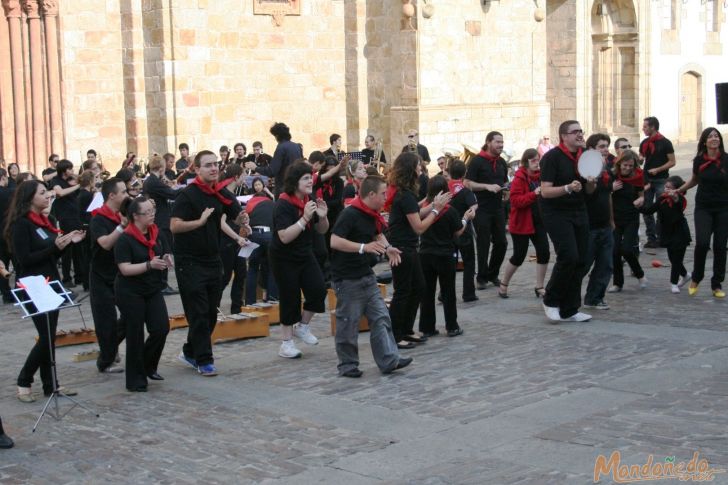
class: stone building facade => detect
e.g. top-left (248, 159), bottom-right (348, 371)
top-left (0, 0), bottom-right (726, 174)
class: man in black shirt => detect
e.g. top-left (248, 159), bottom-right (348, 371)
top-left (51, 159), bottom-right (84, 286)
top-left (163, 153), bottom-right (177, 181)
top-left (232, 142), bottom-right (247, 166)
top-left (582, 134), bottom-right (614, 310)
top-left (330, 176), bottom-right (411, 377)
top-left (89, 177), bottom-right (129, 373)
top-left (361, 135), bottom-right (386, 168)
top-left (243, 141), bottom-right (273, 169)
top-left (176, 143), bottom-right (190, 173)
top-left (539, 120), bottom-right (592, 322)
top-left (448, 160), bottom-right (479, 301)
top-left (245, 194), bottom-right (277, 305)
top-left (401, 129), bottom-right (431, 163)
top-left (639, 116), bottom-right (676, 247)
top-left (464, 131), bottom-right (508, 289)
top-left (171, 150), bottom-right (245, 377)
top-left (248, 122), bottom-right (303, 196)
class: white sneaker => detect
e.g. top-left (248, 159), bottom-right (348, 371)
top-left (607, 285), bottom-right (622, 293)
top-left (293, 323), bottom-right (318, 345)
top-left (562, 312), bottom-right (592, 322)
top-left (671, 284), bottom-right (680, 294)
top-left (678, 272), bottom-right (691, 288)
top-left (278, 340), bottom-right (302, 359)
top-left (639, 277), bottom-right (648, 289)
top-left (542, 302), bottom-right (561, 323)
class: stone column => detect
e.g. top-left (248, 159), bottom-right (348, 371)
top-left (42, 0), bottom-right (63, 157)
top-left (0, 8), bottom-right (16, 163)
top-left (22, 0), bottom-right (45, 174)
top-left (2, 0), bottom-right (29, 168)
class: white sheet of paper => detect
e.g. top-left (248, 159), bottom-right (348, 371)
top-left (237, 241), bottom-right (259, 259)
top-left (236, 195), bottom-right (255, 205)
top-left (86, 192), bottom-right (104, 212)
top-left (19, 275), bottom-right (64, 313)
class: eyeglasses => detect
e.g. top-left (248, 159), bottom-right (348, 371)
top-left (618, 145), bottom-right (632, 149)
top-left (137, 209), bottom-right (156, 216)
top-left (566, 130), bottom-right (584, 136)
top-left (408, 134), bottom-right (417, 138)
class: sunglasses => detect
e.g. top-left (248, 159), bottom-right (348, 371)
top-left (618, 145), bottom-right (632, 149)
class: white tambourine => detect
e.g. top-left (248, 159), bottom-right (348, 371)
top-left (577, 150), bottom-right (604, 178)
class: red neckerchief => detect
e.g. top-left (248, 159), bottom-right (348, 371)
top-left (383, 185), bottom-right (398, 212)
top-left (617, 167), bottom-right (645, 189)
top-left (699, 152), bottom-right (722, 173)
top-left (349, 196), bottom-right (388, 234)
top-left (557, 143), bottom-right (583, 175)
top-left (191, 176), bottom-right (233, 206)
top-left (91, 204), bottom-right (121, 224)
top-left (424, 203), bottom-right (451, 222)
top-left (124, 223), bottom-right (159, 260)
top-left (343, 180), bottom-right (361, 206)
top-left (27, 212), bottom-right (62, 234)
top-left (448, 179), bottom-right (465, 195)
top-left (640, 132), bottom-right (664, 158)
top-left (279, 193), bottom-right (311, 228)
top-left (245, 194), bottom-right (271, 215)
top-left (479, 150), bottom-right (501, 171)
top-left (600, 170), bottom-right (611, 187)
top-left (659, 192), bottom-right (687, 211)
top-left (316, 180), bottom-right (334, 200)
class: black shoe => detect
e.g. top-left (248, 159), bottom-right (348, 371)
top-left (462, 295), bottom-right (479, 302)
top-left (397, 341), bottom-right (415, 349)
top-left (161, 286), bottom-right (179, 296)
top-left (0, 433), bottom-right (14, 449)
top-left (341, 368), bottom-right (363, 378)
top-left (402, 334), bottom-right (427, 343)
top-left (447, 327), bottom-right (464, 337)
top-left (644, 240), bottom-right (659, 249)
top-left (395, 357), bottom-right (413, 370)
top-left (476, 279), bottom-right (487, 290)
top-left (127, 386), bottom-right (148, 392)
top-left (490, 277), bottom-right (502, 287)
top-left (147, 372), bottom-right (164, 381)
top-left (422, 330), bottom-right (440, 338)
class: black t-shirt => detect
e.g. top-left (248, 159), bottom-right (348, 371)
top-left (12, 217), bottom-right (62, 280)
top-left (171, 184), bottom-right (242, 264)
top-left (693, 154), bottom-right (728, 210)
top-left (343, 183), bottom-right (357, 201)
top-left (270, 198), bottom-right (319, 262)
top-left (330, 206), bottom-right (379, 281)
top-left (114, 232), bottom-right (166, 295)
top-left (248, 199), bottom-right (275, 227)
top-left (0, 186), bottom-right (12, 236)
top-left (465, 155), bottom-right (508, 211)
top-left (361, 148), bottom-right (386, 166)
top-left (77, 189), bottom-right (94, 226)
top-left (175, 158), bottom-right (189, 173)
top-left (417, 173), bottom-right (429, 201)
top-left (50, 176), bottom-right (81, 225)
top-left (90, 213), bottom-right (120, 284)
top-left (450, 185), bottom-right (477, 235)
top-left (419, 206), bottom-right (461, 256)
top-left (612, 179), bottom-right (642, 225)
top-left (640, 137), bottom-right (674, 180)
top-left (386, 190), bottom-right (420, 251)
top-left (585, 173), bottom-right (613, 229)
top-left (538, 148), bottom-right (585, 212)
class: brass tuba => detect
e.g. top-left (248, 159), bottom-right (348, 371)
top-left (462, 143), bottom-right (480, 165)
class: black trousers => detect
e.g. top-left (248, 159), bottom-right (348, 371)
top-left (116, 284), bottom-right (169, 390)
top-left (17, 310), bottom-right (59, 394)
top-left (667, 244), bottom-right (688, 285)
top-left (177, 260), bottom-right (223, 366)
top-left (220, 240), bottom-right (246, 313)
top-left (61, 242), bottom-right (84, 285)
top-left (612, 220), bottom-right (644, 288)
top-left (474, 208), bottom-right (507, 283)
top-left (419, 253), bottom-right (458, 333)
top-left (89, 271), bottom-right (126, 371)
top-left (160, 227), bottom-right (173, 286)
top-left (270, 252), bottom-right (326, 326)
top-left (542, 209), bottom-right (589, 318)
top-left (388, 249), bottom-right (424, 341)
top-left (509, 225), bottom-right (550, 266)
top-left (692, 208), bottom-right (728, 289)
top-left (456, 233), bottom-right (476, 299)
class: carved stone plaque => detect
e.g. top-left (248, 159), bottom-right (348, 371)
top-left (253, 0), bottom-right (300, 26)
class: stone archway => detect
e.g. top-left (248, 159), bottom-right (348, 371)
top-left (590, 0), bottom-right (638, 138)
top-left (679, 71), bottom-right (702, 142)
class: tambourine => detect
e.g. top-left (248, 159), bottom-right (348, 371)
top-left (577, 150), bottom-right (604, 178)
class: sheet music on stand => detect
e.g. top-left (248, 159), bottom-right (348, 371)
top-left (338, 151), bottom-right (364, 162)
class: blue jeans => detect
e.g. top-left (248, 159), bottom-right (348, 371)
top-left (245, 231), bottom-right (278, 305)
top-left (583, 226), bottom-right (614, 305)
top-left (643, 178), bottom-right (666, 243)
top-left (333, 274), bottom-right (400, 374)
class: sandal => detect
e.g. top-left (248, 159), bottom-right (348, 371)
top-left (534, 287), bottom-right (545, 298)
top-left (497, 283), bottom-right (509, 299)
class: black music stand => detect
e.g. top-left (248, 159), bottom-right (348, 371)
top-left (12, 280), bottom-right (99, 432)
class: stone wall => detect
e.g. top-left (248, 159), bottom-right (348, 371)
top-left (546, 0), bottom-right (577, 139)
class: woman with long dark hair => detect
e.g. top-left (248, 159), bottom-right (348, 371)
top-left (4, 180), bottom-right (85, 402)
top-left (7, 162), bottom-right (19, 190)
top-left (270, 161), bottom-right (329, 358)
top-left (678, 127), bottom-right (728, 298)
top-left (115, 196), bottom-right (171, 392)
top-left (608, 150), bottom-right (647, 292)
top-left (385, 152), bottom-right (450, 349)
top-left (498, 148), bottom-right (550, 298)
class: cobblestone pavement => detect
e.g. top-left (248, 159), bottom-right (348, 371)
top-left (1, 147), bottom-right (727, 484)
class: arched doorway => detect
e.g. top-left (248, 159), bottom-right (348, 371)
top-left (679, 71), bottom-right (702, 142)
top-left (590, 0), bottom-right (638, 138)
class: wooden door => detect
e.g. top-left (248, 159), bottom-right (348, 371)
top-left (679, 73), bottom-right (699, 141)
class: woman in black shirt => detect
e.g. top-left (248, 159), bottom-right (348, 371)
top-left (343, 159), bottom-right (368, 205)
top-left (115, 196), bottom-right (171, 392)
top-left (385, 152), bottom-right (450, 348)
top-left (609, 150), bottom-right (646, 292)
top-left (419, 176), bottom-right (475, 338)
top-left (678, 127), bottom-right (728, 298)
top-left (4, 180), bottom-right (85, 402)
top-left (270, 161), bottom-right (329, 359)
